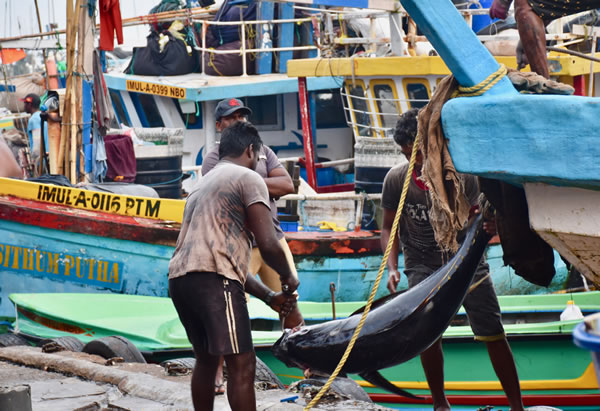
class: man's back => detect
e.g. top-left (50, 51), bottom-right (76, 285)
top-left (168, 161), bottom-right (270, 284)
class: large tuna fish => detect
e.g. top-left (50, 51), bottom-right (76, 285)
top-left (272, 213), bottom-right (491, 398)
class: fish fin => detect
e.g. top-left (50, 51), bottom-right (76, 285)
top-left (359, 371), bottom-right (423, 400)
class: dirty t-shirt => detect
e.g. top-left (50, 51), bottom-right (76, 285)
top-left (381, 163), bottom-right (478, 270)
top-left (168, 161), bottom-right (270, 284)
top-left (202, 144), bottom-right (285, 240)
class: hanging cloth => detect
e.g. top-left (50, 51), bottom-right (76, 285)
top-left (92, 50), bottom-right (118, 132)
top-left (99, 0), bottom-right (123, 51)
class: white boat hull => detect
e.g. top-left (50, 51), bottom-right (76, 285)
top-left (525, 182), bottom-right (600, 285)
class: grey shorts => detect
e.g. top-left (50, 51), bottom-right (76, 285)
top-left (169, 271), bottom-right (254, 356)
top-left (405, 259), bottom-right (505, 341)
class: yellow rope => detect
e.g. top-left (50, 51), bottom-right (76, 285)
top-left (304, 132), bottom-right (422, 410)
top-left (451, 64), bottom-right (507, 98)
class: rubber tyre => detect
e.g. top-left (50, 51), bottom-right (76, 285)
top-left (82, 336), bottom-right (146, 363)
top-left (160, 357), bottom-right (196, 370)
top-left (0, 333), bottom-right (28, 347)
top-left (255, 357), bottom-right (284, 389)
top-left (299, 377), bottom-right (371, 402)
top-left (38, 336), bottom-right (85, 352)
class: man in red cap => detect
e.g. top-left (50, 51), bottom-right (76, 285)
top-left (21, 93), bottom-right (48, 160)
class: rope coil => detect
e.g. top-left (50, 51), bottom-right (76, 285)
top-left (304, 132), bottom-right (421, 410)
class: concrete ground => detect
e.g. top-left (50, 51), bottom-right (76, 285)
top-left (0, 346), bottom-right (394, 410)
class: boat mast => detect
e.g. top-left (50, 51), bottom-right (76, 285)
top-left (33, 0), bottom-right (50, 90)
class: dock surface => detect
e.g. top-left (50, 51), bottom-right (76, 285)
top-left (0, 346), bottom-right (392, 410)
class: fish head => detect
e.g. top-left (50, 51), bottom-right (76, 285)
top-left (272, 326), bottom-right (312, 370)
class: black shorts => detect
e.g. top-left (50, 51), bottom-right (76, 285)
top-left (528, 0), bottom-right (600, 21)
top-left (169, 272), bottom-right (254, 356)
top-left (405, 259), bottom-right (505, 341)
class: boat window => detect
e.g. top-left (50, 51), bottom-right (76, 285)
top-left (109, 89), bottom-right (131, 127)
top-left (241, 95), bottom-right (283, 131)
top-left (370, 80), bottom-right (401, 138)
top-left (175, 100), bottom-right (203, 130)
top-left (314, 89), bottom-right (347, 129)
top-left (343, 80), bottom-right (374, 137)
top-left (295, 89), bottom-right (347, 129)
top-left (129, 92), bottom-right (165, 128)
top-left (402, 78), bottom-right (430, 109)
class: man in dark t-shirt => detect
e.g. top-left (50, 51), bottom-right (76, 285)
top-left (381, 108), bottom-right (524, 411)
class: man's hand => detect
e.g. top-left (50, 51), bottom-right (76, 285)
top-left (516, 40), bottom-right (529, 70)
top-left (489, 0), bottom-right (512, 20)
top-left (268, 292), bottom-right (297, 317)
top-left (387, 269), bottom-right (400, 293)
top-left (280, 276), bottom-right (300, 295)
top-left (483, 218), bottom-right (498, 237)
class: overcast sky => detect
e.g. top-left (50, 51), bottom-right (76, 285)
top-left (2, 0), bottom-right (155, 47)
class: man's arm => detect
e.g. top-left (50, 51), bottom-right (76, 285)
top-left (263, 147), bottom-right (294, 198)
top-left (244, 274), bottom-right (297, 316)
top-left (264, 167), bottom-right (294, 198)
top-left (381, 208), bottom-right (401, 293)
top-left (0, 140), bottom-right (22, 178)
top-left (247, 202), bottom-right (299, 293)
top-left (201, 146), bottom-right (220, 175)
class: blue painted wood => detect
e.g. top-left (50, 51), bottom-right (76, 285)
top-left (277, 2), bottom-right (294, 73)
top-left (295, 255), bottom-right (402, 302)
top-left (0, 85), bottom-right (15, 92)
top-left (399, 0), bottom-right (600, 189)
top-left (0, 220), bottom-right (172, 319)
top-left (0, 218), bottom-right (568, 318)
top-left (293, 244), bottom-right (568, 303)
top-left (399, 0), bottom-right (514, 95)
top-left (442, 93), bottom-right (600, 188)
top-left (257, 1), bottom-right (275, 74)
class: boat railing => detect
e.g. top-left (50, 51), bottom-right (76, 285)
top-left (187, 4), bottom-right (536, 76)
top-left (192, 16), bottom-right (320, 76)
top-left (281, 190), bottom-right (381, 232)
top-left (340, 86), bottom-right (428, 138)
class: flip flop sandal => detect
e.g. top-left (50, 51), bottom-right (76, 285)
top-left (215, 383), bottom-right (226, 395)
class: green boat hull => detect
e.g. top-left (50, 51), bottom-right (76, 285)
top-left (8, 292), bottom-right (600, 407)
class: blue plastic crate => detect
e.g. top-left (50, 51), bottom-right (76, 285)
top-left (280, 221), bottom-right (298, 232)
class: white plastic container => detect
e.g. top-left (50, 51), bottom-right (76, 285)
top-left (560, 300), bottom-right (584, 321)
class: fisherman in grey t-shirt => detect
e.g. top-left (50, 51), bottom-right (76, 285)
top-left (169, 122), bottom-right (299, 411)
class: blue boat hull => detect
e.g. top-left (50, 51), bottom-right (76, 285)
top-left (0, 220), bottom-right (172, 318)
top-left (294, 244), bottom-right (569, 302)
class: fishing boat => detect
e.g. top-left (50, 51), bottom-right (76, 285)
top-left (7, 291), bottom-right (600, 408)
top-left (1, 4), bottom-right (586, 320)
top-left (0, 175), bottom-right (575, 320)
